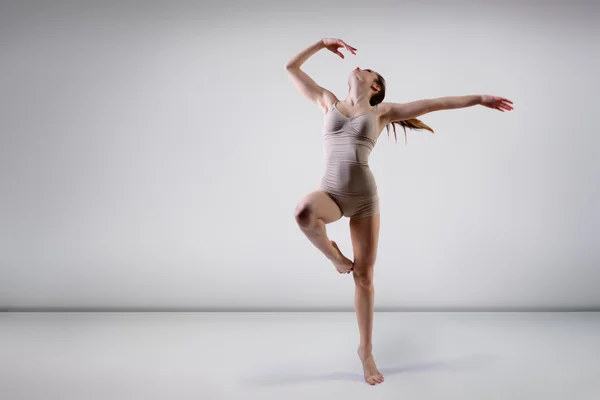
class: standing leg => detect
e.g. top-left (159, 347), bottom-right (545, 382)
top-left (294, 190), bottom-right (353, 273)
top-left (349, 213), bottom-right (384, 385)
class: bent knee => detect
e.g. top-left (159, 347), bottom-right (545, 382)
top-left (294, 203), bottom-right (314, 227)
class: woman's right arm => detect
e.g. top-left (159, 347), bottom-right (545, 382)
top-left (285, 38), bottom-right (356, 113)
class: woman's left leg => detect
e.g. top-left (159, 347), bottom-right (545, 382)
top-left (349, 213), bottom-right (384, 385)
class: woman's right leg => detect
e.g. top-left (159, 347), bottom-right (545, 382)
top-left (294, 190), bottom-right (354, 274)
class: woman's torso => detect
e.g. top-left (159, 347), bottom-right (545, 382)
top-left (320, 101), bottom-right (380, 196)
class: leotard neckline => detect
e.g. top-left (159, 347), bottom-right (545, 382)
top-left (331, 101), bottom-right (376, 120)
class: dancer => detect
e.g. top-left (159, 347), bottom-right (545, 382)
top-left (285, 37), bottom-right (513, 385)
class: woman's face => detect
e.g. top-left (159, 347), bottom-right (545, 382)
top-left (351, 66), bottom-right (376, 80)
top-left (349, 67), bottom-right (380, 92)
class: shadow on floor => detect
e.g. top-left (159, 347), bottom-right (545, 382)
top-left (241, 353), bottom-right (497, 387)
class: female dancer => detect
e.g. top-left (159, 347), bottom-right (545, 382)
top-left (285, 37), bottom-right (513, 385)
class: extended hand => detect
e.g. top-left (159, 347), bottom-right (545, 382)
top-left (481, 95), bottom-right (513, 112)
top-left (321, 38), bottom-right (357, 59)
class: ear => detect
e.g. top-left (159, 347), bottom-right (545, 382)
top-left (371, 82), bottom-right (381, 93)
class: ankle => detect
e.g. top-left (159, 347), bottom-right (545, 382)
top-left (358, 344), bottom-right (373, 355)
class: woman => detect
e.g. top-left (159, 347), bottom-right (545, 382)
top-left (285, 37), bottom-right (513, 385)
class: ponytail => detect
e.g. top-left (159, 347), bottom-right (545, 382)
top-left (386, 118), bottom-right (435, 146)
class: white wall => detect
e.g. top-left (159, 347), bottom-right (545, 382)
top-left (1, 0), bottom-right (598, 311)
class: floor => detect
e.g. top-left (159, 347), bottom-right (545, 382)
top-left (1, 312), bottom-right (599, 399)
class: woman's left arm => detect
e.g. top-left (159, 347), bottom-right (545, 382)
top-left (379, 95), bottom-right (513, 126)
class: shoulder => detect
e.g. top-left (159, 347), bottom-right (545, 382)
top-left (317, 89), bottom-right (339, 115)
top-left (376, 102), bottom-right (393, 115)
top-left (375, 102), bottom-right (394, 126)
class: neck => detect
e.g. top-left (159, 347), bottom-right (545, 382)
top-left (344, 85), bottom-right (371, 108)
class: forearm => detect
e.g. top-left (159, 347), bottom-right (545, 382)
top-left (285, 39), bottom-right (325, 69)
top-left (433, 95), bottom-right (482, 111)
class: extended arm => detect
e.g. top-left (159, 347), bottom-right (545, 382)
top-left (379, 94), bottom-right (513, 126)
top-left (379, 95), bottom-right (482, 126)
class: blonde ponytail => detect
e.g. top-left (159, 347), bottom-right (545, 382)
top-left (386, 118), bottom-right (435, 146)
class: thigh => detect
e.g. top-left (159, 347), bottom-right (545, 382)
top-left (349, 214), bottom-right (381, 269)
top-left (295, 189), bottom-right (343, 225)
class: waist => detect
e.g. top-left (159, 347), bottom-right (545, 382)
top-left (320, 164), bottom-right (377, 195)
top-left (323, 159), bottom-right (370, 166)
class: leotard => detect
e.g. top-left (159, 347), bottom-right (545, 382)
top-left (319, 101), bottom-right (380, 219)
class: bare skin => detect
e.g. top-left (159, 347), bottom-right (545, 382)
top-left (286, 37), bottom-right (513, 386)
top-left (293, 195), bottom-right (384, 384)
top-left (351, 214), bottom-right (384, 385)
top-left (294, 196), bottom-right (383, 384)
top-left (294, 190), bottom-right (354, 274)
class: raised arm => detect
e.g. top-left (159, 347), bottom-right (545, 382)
top-left (285, 38), bottom-right (357, 113)
top-left (379, 95), bottom-right (513, 127)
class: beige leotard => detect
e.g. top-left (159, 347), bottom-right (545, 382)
top-left (319, 101), bottom-right (380, 219)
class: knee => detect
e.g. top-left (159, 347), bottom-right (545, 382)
top-left (352, 265), bottom-right (374, 289)
top-left (294, 203), bottom-right (314, 228)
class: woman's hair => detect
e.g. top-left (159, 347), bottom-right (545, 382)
top-left (371, 72), bottom-right (434, 146)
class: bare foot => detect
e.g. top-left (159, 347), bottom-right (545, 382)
top-left (358, 346), bottom-right (384, 385)
top-left (330, 241), bottom-right (353, 274)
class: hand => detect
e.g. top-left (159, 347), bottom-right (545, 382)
top-left (480, 95), bottom-right (513, 112)
top-left (321, 38), bottom-right (357, 59)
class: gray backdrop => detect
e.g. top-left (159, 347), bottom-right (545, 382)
top-left (1, 0), bottom-right (598, 311)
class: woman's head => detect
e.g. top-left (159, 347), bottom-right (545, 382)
top-left (349, 67), bottom-right (434, 146)
top-left (348, 67), bottom-right (386, 106)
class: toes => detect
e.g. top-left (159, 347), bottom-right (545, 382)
top-left (371, 373), bottom-right (383, 383)
top-left (366, 374), bottom-right (383, 385)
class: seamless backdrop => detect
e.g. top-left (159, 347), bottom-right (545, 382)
top-left (1, 0), bottom-right (599, 311)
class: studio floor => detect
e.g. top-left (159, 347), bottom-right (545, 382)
top-left (1, 311), bottom-right (599, 399)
